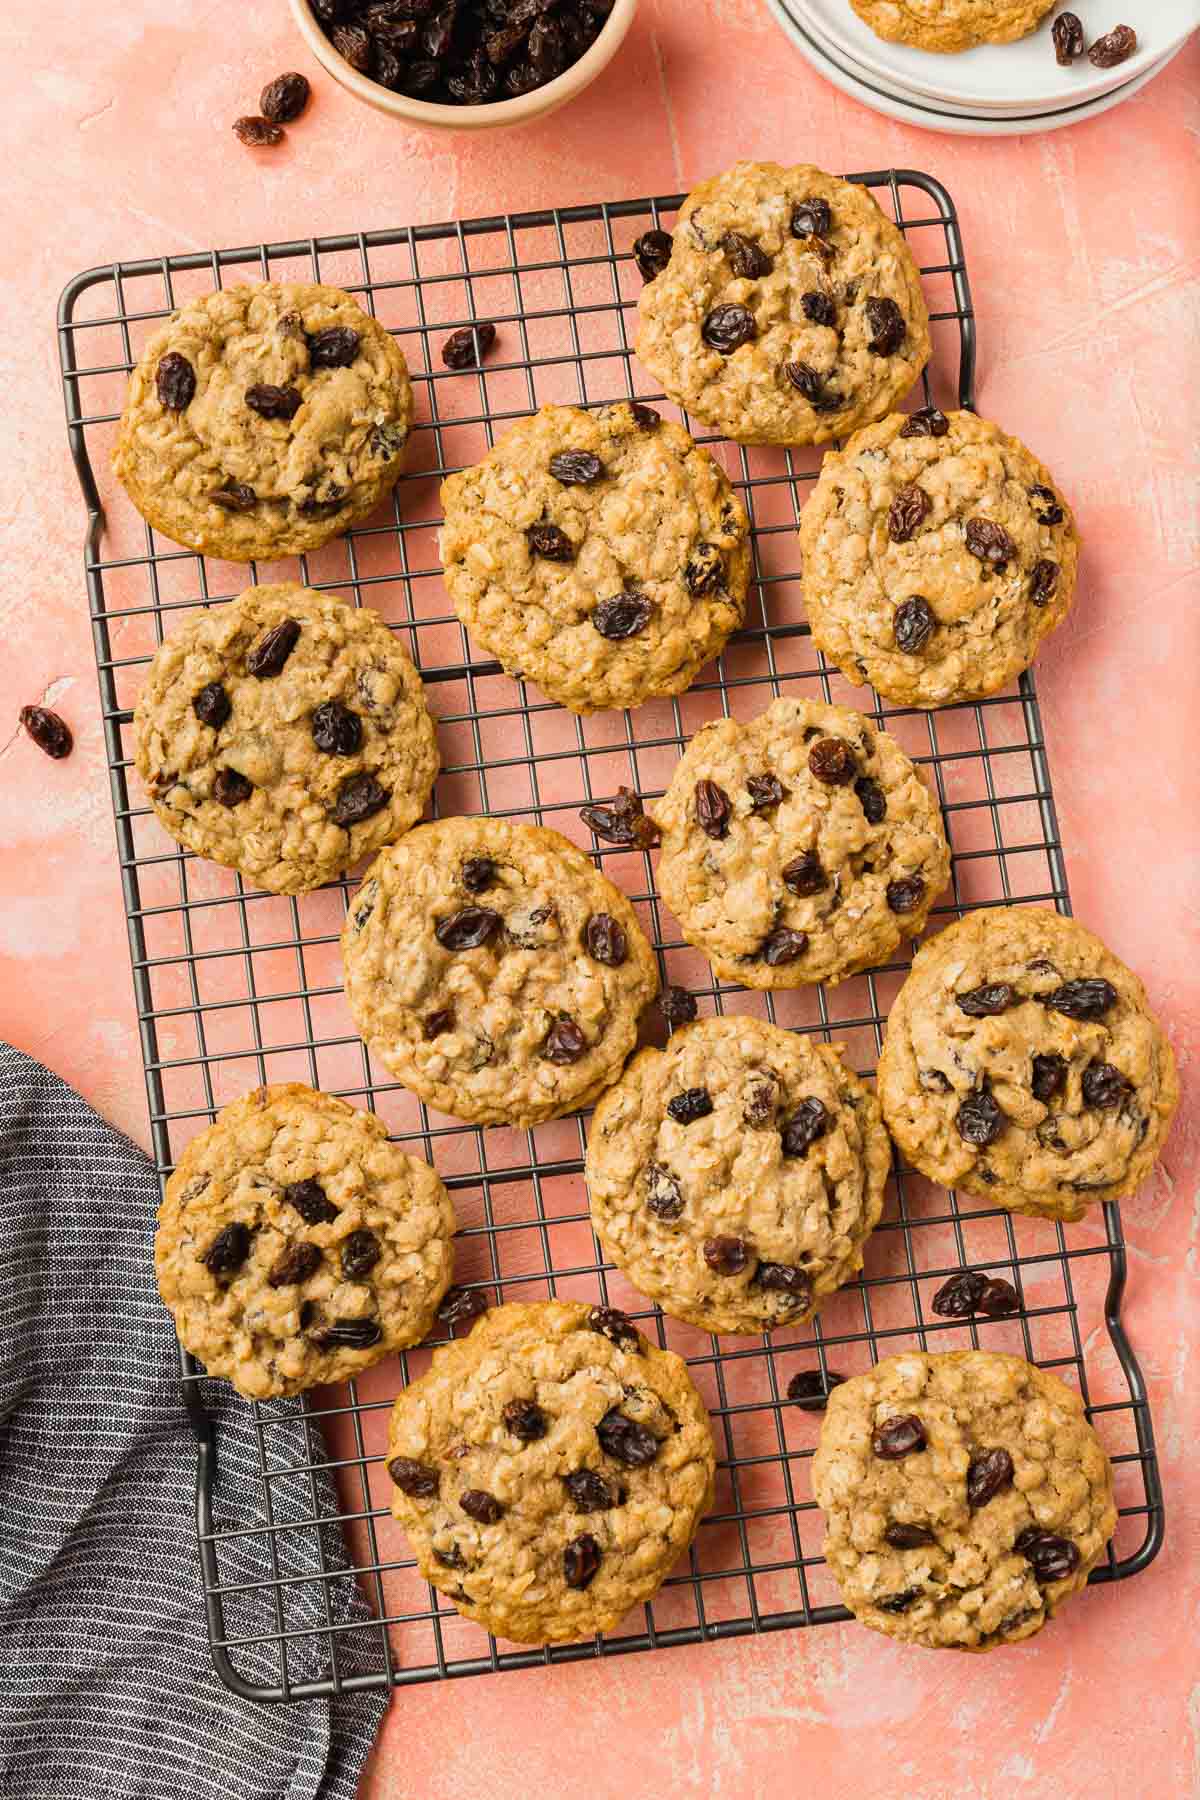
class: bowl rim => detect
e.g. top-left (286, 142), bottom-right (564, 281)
top-left (288, 0), bottom-right (638, 128)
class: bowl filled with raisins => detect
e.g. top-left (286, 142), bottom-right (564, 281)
top-left (292, 0), bottom-right (637, 130)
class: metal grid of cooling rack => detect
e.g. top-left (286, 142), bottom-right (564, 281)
top-left (59, 170), bottom-right (1163, 1703)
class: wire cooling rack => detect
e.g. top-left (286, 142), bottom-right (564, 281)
top-left (59, 170), bottom-right (1163, 1702)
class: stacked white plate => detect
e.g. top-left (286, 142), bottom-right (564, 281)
top-left (765, 1), bottom-right (1198, 134)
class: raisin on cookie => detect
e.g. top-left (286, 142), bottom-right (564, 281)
top-left (155, 1084), bottom-right (455, 1399)
top-left (439, 402), bottom-right (750, 715)
top-left (812, 1350), bottom-right (1116, 1650)
top-left (113, 281), bottom-right (413, 561)
top-left (133, 583), bottom-right (439, 895)
top-left (849, 0), bottom-right (1055, 54)
top-left (655, 696), bottom-right (951, 988)
top-left (586, 1016), bottom-right (890, 1334)
top-left (386, 1300), bottom-right (715, 1644)
top-left (341, 817), bottom-right (659, 1127)
top-left (635, 162), bottom-right (930, 447)
top-left (877, 908), bottom-right (1178, 1222)
top-left (800, 410), bottom-right (1079, 708)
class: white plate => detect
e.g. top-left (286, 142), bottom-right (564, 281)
top-left (794, 0), bottom-right (1198, 110)
top-left (764, 0), bottom-right (1181, 134)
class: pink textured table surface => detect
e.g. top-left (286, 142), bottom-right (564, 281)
top-left (2, 4), bottom-right (1198, 1795)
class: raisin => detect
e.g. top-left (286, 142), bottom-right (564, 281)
top-left (855, 777), bottom-right (887, 824)
top-left (460, 1488), bottom-right (504, 1524)
top-left (1082, 1062), bottom-right (1134, 1110)
top-left (921, 1068), bottom-right (952, 1094)
top-left (744, 1083), bottom-right (776, 1128)
top-left (245, 383), bottom-right (302, 420)
top-left (233, 115), bottom-right (284, 147)
top-left (260, 71), bottom-right (310, 122)
top-left (956, 983), bottom-right (1015, 1017)
top-left (18, 706), bottom-right (73, 759)
top-left (310, 1317), bottom-right (382, 1349)
top-left (873, 1414), bottom-right (927, 1459)
top-left (584, 913), bottom-right (627, 967)
top-left (884, 1522), bottom-right (935, 1549)
top-left (504, 1399), bottom-right (548, 1442)
top-left (658, 986), bottom-right (697, 1025)
top-left (311, 700), bottom-right (363, 755)
top-left (247, 618), bottom-right (301, 677)
top-left (967, 1448), bottom-right (1014, 1509)
top-left (865, 296), bottom-right (906, 355)
top-left (267, 1241), bottom-right (322, 1288)
top-left (684, 541), bottom-right (725, 596)
top-left (340, 1228), bottom-right (382, 1281)
top-left (894, 596), bottom-right (935, 653)
top-left (1041, 979), bottom-right (1117, 1021)
top-left (1031, 1053), bottom-right (1067, 1102)
top-left (213, 768), bottom-right (252, 808)
top-left (632, 229), bottom-right (673, 281)
top-left (809, 737), bottom-right (857, 786)
top-left (331, 23), bottom-right (372, 70)
top-left (308, 327), bottom-right (361, 369)
top-left (549, 449), bottom-right (604, 486)
top-left (284, 1179), bottom-right (338, 1225)
top-left (876, 1588), bottom-right (923, 1614)
top-left (433, 1543), bottom-right (466, 1570)
top-left (747, 773), bottom-right (786, 813)
top-left (888, 484), bottom-right (931, 543)
top-left (597, 1409), bottom-right (658, 1466)
top-left (439, 1285), bottom-right (490, 1329)
top-left (435, 907), bottom-right (502, 950)
top-left (976, 1278), bottom-right (1020, 1317)
top-left (757, 1262), bottom-right (811, 1302)
top-left (593, 590), bottom-right (652, 639)
top-left (156, 351), bottom-right (196, 410)
top-left (722, 231), bottom-right (772, 279)
top-left (965, 517), bottom-right (1016, 572)
top-left (388, 1456), bottom-right (439, 1497)
top-left (580, 786), bottom-right (661, 849)
top-left (782, 1097), bottom-right (830, 1157)
top-left (931, 1271), bottom-right (986, 1319)
top-left (699, 1235), bottom-right (746, 1277)
top-left (695, 778), bottom-right (732, 839)
top-left (543, 1015), bottom-right (587, 1064)
top-left (201, 1222), bottom-right (251, 1275)
top-left (667, 1088), bottom-right (713, 1125)
top-left (1015, 1527), bottom-right (1080, 1583)
top-left (1029, 484), bottom-right (1064, 526)
top-left (629, 402), bottom-right (661, 431)
top-left (787, 1368), bottom-right (846, 1411)
top-left (782, 851), bottom-right (827, 896)
top-left (208, 482), bottom-right (257, 513)
top-left (191, 683), bottom-right (231, 730)
top-left (886, 875), bottom-right (926, 915)
top-left (446, 49), bottom-right (499, 102)
top-left (801, 290), bottom-right (835, 326)
top-left (441, 322), bottom-right (497, 369)
top-left (1030, 561), bottom-right (1059, 607)
top-left (790, 198), bottom-right (832, 239)
top-left (461, 856), bottom-right (496, 893)
top-left (563, 1534), bottom-right (602, 1589)
top-left (1052, 12), bottom-right (1084, 63)
top-left (956, 1087), bottom-right (1006, 1147)
top-left (527, 522), bottom-right (575, 561)
top-left (701, 304), bottom-right (756, 352)
top-left (423, 1008), bottom-right (455, 1039)
top-left (588, 1305), bottom-right (641, 1350)
top-left (899, 405), bottom-right (949, 438)
top-left (563, 1470), bottom-right (620, 1512)
top-left (760, 927), bottom-right (808, 966)
top-left (783, 361), bottom-right (843, 413)
top-left (332, 774), bottom-right (389, 827)
top-left (1088, 24), bottom-right (1136, 67)
top-left (645, 1163), bottom-right (684, 1220)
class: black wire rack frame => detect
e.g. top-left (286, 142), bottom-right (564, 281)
top-left (58, 169), bottom-right (1164, 1703)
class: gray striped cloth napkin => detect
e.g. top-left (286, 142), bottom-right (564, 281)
top-left (0, 1043), bottom-right (388, 1800)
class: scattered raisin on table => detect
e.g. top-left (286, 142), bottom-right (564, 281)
top-left (1088, 24), bottom-right (1136, 68)
top-left (1052, 12), bottom-right (1084, 64)
top-left (441, 322), bottom-right (497, 369)
top-left (658, 985), bottom-right (697, 1025)
top-left (580, 786), bottom-right (661, 849)
top-left (19, 706), bottom-right (73, 759)
top-left (233, 116), bottom-right (284, 148)
top-left (261, 72), bottom-right (311, 122)
top-left (787, 1368), bottom-right (845, 1411)
top-left (931, 1270), bottom-right (986, 1319)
